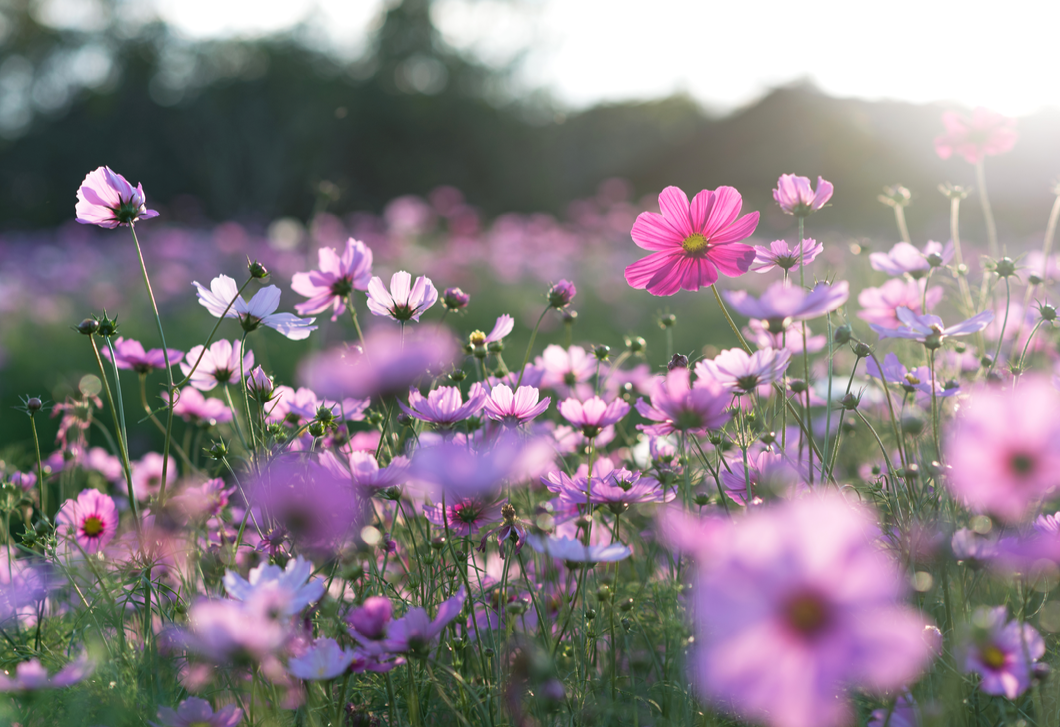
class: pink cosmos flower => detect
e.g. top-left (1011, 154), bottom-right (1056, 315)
top-left (75, 166), bottom-right (159, 228)
top-left (750, 239), bottom-right (823, 273)
top-left (180, 339), bottom-right (255, 392)
top-left (962, 607), bottom-right (1044, 698)
top-left (195, 275), bottom-right (317, 340)
top-left (871, 307), bottom-right (993, 346)
top-left (56, 488), bottom-right (118, 554)
top-left (536, 344), bottom-right (595, 399)
top-left (424, 497), bottom-right (502, 537)
top-left (945, 377), bottom-right (1060, 523)
top-left (719, 450), bottom-right (806, 506)
top-left (288, 638), bottom-right (357, 681)
top-left (245, 365), bottom-right (274, 400)
top-left (692, 493), bottom-right (934, 727)
top-left (864, 352), bottom-right (959, 403)
top-left (100, 337), bottom-right (183, 374)
top-left (858, 279), bottom-right (944, 328)
top-left (291, 237), bottom-right (374, 321)
top-left (345, 451), bottom-right (409, 496)
top-left (745, 319), bottom-right (826, 356)
top-left (347, 596), bottom-right (393, 641)
top-left (695, 348), bottom-right (791, 393)
top-left (130, 452), bottom-right (177, 501)
top-left (869, 241), bottom-right (953, 279)
top-left (366, 271), bottom-right (438, 322)
top-left (773, 174), bottom-right (833, 217)
top-left (173, 478), bottom-right (234, 520)
top-left (635, 369), bottom-right (731, 437)
top-left (400, 386), bottom-right (485, 427)
top-left (171, 597), bottom-right (288, 662)
top-left (548, 467), bottom-right (673, 511)
top-left (483, 384), bottom-right (551, 426)
top-left (0, 652), bottom-right (93, 691)
top-left (382, 587), bottom-right (466, 654)
top-left (725, 281), bottom-right (849, 330)
top-left (169, 387), bottom-right (233, 426)
top-left (154, 698), bottom-right (243, 727)
top-left (409, 434), bottom-right (553, 500)
top-left (557, 395), bottom-right (629, 437)
top-left (625, 186), bottom-right (758, 295)
top-left (442, 287), bottom-right (470, 310)
top-left (935, 108), bottom-right (1018, 164)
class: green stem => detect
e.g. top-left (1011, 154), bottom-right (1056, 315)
top-left (28, 416), bottom-right (46, 520)
top-left (175, 276), bottom-right (255, 387)
top-left (515, 308), bottom-right (550, 389)
top-left (89, 337), bottom-right (139, 527)
top-left (975, 158), bottom-right (999, 258)
top-left (987, 276), bottom-right (1011, 376)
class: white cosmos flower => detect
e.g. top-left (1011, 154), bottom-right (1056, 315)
top-left (194, 274), bottom-right (317, 341)
top-left (223, 556), bottom-right (325, 615)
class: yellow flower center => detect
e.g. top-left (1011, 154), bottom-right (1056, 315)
top-left (469, 330), bottom-right (486, 346)
top-left (682, 233), bottom-right (709, 254)
top-left (981, 644), bottom-right (1007, 669)
top-left (81, 516), bottom-right (104, 537)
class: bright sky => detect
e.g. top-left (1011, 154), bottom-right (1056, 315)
top-left (152, 0), bottom-right (1060, 116)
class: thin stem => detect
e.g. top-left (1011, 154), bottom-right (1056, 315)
top-left (987, 276), bottom-right (1011, 377)
top-left (975, 158), bottom-right (999, 258)
top-left (175, 276), bottom-right (255, 387)
top-left (28, 416), bottom-right (45, 520)
top-left (1015, 319), bottom-right (1046, 381)
top-left (894, 205), bottom-right (911, 244)
top-left (89, 337), bottom-right (139, 527)
top-left (515, 308), bottom-right (550, 389)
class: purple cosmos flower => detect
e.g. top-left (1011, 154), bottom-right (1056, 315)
top-left (347, 596), bottom-right (393, 641)
top-left (130, 452), bottom-right (177, 501)
top-left (173, 478), bottom-right (234, 520)
top-left (195, 275), bottom-right (317, 340)
top-left (153, 698), bottom-right (243, 727)
top-left (180, 339), bottom-right (255, 392)
top-left (719, 450), bottom-right (805, 505)
top-left (288, 637), bottom-right (358, 681)
top-left (100, 337), bottom-right (183, 374)
top-left (548, 279), bottom-right (577, 308)
top-left (300, 326), bottom-right (457, 400)
top-left (624, 186), bottom-right (758, 296)
top-left (750, 239), bottom-right (824, 273)
top-left (424, 497), bottom-right (502, 537)
top-left (962, 607), bottom-right (1044, 698)
top-left (935, 108), bottom-right (1018, 164)
top-left (725, 281), bottom-right (849, 331)
top-left (410, 434), bottom-right (553, 500)
top-left (245, 365), bottom-right (274, 401)
top-left (443, 287), bottom-right (470, 311)
top-left (345, 452), bottom-right (409, 496)
top-left (169, 387), bottom-right (233, 426)
top-left (473, 314), bottom-right (514, 346)
top-left (75, 166), bottom-right (159, 228)
top-left (400, 386), bottom-right (485, 427)
top-left (635, 369), bottom-right (731, 437)
top-left (869, 240), bottom-right (953, 279)
top-left (56, 488), bottom-right (118, 554)
top-left (871, 307), bottom-right (994, 347)
top-left (0, 652), bottom-right (93, 691)
top-left (224, 556), bottom-right (325, 615)
top-left (867, 693), bottom-right (919, 727)
top-left (536, 344), bottom-right (596, 399)
top-left (172, 597), bottom-right (288, 662)
top-left (7, 471), bottom-right (35, 491)
top-left (483, 384), bottom-right (551, 426)
top-left (382, 587), bottom-right (466, 654)
top-left (773, 174), bottom-right (833, 217)
top-left (695, 348), bottom-right (791, 393)
top-left (557, 396), bottom-right (629, 437)
top-left (548, 468), bottom-right (673, 512)
top-left (858, 279), bottom-right (944, 328)
top-left (291, 237), bottom-right (374, 321)
top-left (366, 271), bottom-right (438, 322)
top-left (692, 493), bottom-right (934, 727)
top-left (525, 534), bottom-right (631, 563)
top-left (745, 319), bottom-right (826, 356)
top-left (865, 352), bottom-right (959, 402)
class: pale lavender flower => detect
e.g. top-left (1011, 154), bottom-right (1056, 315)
top-left (382, 587), bottom-right (466, 654)
top-left (536, 344), bottom-right (595, 399)
top-left (962, 606), bottom-right (1044, 699)
top-left (399, 386), bottom-right (485, 427)
top-left (195, 275), bottom-right (317, 340)
top-left (550, 468), bottom-right (673, 511)
top-left (0, 652), bottom-right (93, 691)
top-left (291, 237), bottom-right (373, 321)
top-left (773, 174), bottom-right (833, 217)
top-left (75, 166), bottom-right (158, 228)
top-left (366, 271), bottom-right (438, 322)
top-left (750, 239), bottom-right (823, 273)
top-left (525, 534), bottom-right (631, 563)
top-left (857, 279), bottom-right (943, 328)
top-left (346, 452), bottom-right (409, 495)
top-left (483, 384), bottom-right (551, 426)
top-left (169, 387), bottom-right (233, 426)
top-left (101, 337), bottom-right (183, 374)
top-left (720, 450), bottom-right (806, 505)
top-left (288, 638), bottom-right (357, 681)
top-left (409, 434), bottom-right (553, 500)
top-left (635, 369), bottom-right (731, 437)
top-left (725, 281), bottom-right (849, 330)
top-left (695, 348), bottom-right (791, 393)
top-left (171, 597), bottom-right (287, 662)
top-left (153, 698), bottom-right (243, 727)
top-left (869, 241), bottom-right (953, 279)
top-left (745, 319), bottom-right (826, 356)
top-left (871, 307), bottom-right (994, 346)
top-left (867, 693), bottom-right (919, 727)
top-left (223, 556), bottom-right (324, 615)
top-left (864, 352), bottom-right (959, 401)
top-left (557, 396), bottom-right (630, 437)
top-left (130, 452), bottom-right (176, 501)
top-left (179, 339), bottom-right (254, 392)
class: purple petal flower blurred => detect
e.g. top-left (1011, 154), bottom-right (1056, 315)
top-left (483, 384), bottom-right (551, 426)
top-left (536, 344), bottom-right (595, 399)
top-left (867, 693), bottom-right (919, 727)
top-left (635, 368), bottom-right (731, 437)
top-left (0, 653), bottom-right (93, 692)
top-left (366, 271), bottom-right (438, 322)
top-left (750, 239), bottom-right (823, 273)
top-left (224, 556), bottom-right (324, 615)
top-left (130, 452), bottom-right (177, 501)
top-left (935, 108), bottom-right (1017, 164)
top-left (101, 337), bottom-right (183, 374)
top-left (424, 497), bottom-right (502, 537)
top-left (56, 488), bottom-right (118, 554)
top-left (525, 534), bottom-right (631, 563)
top-left (858, 279), bottom-right (944, 328)
top-left (869, 241), bottom-right (953, 279)
top-left (871, 307), bottom-right (993, 345)
top-left (864, 353), bottom-right (959, 403)
top-left (169, 387), bottom-right (233, 426)
top-left (725, 281), bottom-right (849, 330)
top-left (400, 386), bottom-right (485, 427)
top-left (695, 347), bottom-right (790, 393)
top-left (153, 697), bottom-right (243, 727)
top-left (382, 587), bottom-right (466, 654)
top-left (75, 166), bottom-right (159, 228)
top-left (962, 606), bottom-right (1043, 698)
top-left (347, 596), bottom-right (393, 641)
top-left (442, 286), bottom-right (470, 311)
top-left (179, 339), bottom-right (254, 392)
top-left (409, 434), bottom-right (554, 500)
top-left (745, 320), bottom-right (826, 356)
top-left (291, 237), bottom-right (373, 321)
top-left (773, 174), bottom-right (833, 217)
top-left (557, 395), bottom-right (629, 437)
top-left (195, 275), bottom-right (317, 340)
top-left (288, 638), bottom-right (357, 681)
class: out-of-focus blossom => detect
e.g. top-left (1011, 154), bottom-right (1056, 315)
top-left (536, 344), bottom-right (595, 399)
top-left (635, 369), bottom-right (731, 437)
top-left (75, 166), bottom-right (158, 228)
top-left (745, 319), bottom-right (826, 356)
top-left (195, 275), bottom-right (317, 340)
top-left (382, 587), bottom-right (466, 654)
top-left (7, 471), bottom-right (35, 491)
top-left (872, 307), bottom-right (993, 346)
top-left (366, 271), bottom-right (438, 322)
top-left (750, 238), bottom-right (823, 273)
top-left (424, 497), bottom-right (502, 537)
top-left (169, 387), bottom-right (233, 426)
top-left (695, 348), bottom-right (791, 393)
top-left (691, 493), bottom-right (934, 727)
top-left (935, 108), bottom-right (1018, 164)
top-left (865, 352), bottom-right (959, 403)
top-left (625, 186), bottom-right (758, 295)
top-left (548, 467), bottom-right (672, 511)
top-left (725, 281), bottom-right (849, 330)
top-left (173, 478), bottom-right (234, 520)
top-left (171, 597), bottom-right (287, 662)
top-left (442, 287), bottom-right (470, 311)
top-left (101, 337), bottom-right (183, 374)
top-left (179, 339), bottom-right (255, 392)
top-left (962, 606), bottom-right (1043, 698)
top-left (867, 693), bottom-right (919, 727)
top-left (869, 241), bottom-right (952, 279)
top-left (409, 435), bottom-right (553, 500)
top-left (153, 697), bottom-right (243, 727)
top-left (400, 386), bottom-right (485, 427)
top-left (345, 452), bottom-right (409, 495)
top-left (130, 452), bottom-right (177, 501)
top-left (483, 384), bottom-right (551, 426)
top-left (557, 396), bottom-right (629, 437)
top-left (56, 489), bottom-right (118, 554)
top-left (525, 534), bottom-right (631, 563)
top-left (347, 596), bottom-right (393, 641)
top-left (288, 638), bottom-right (357, 681)
top-left (0, 652), bottom-right (93, 691)
top-left (291, 237), bottom-right (373, 321)
top-left (548, 279), bottom-right (577, 308)
top-left (945, 376), bottom-right (1060, 523)
top-left (858, 279), bottom-right (944, 328)
top-left (773, 174), bottom-right (833, 217)
top-left (720, 450), bottom-right (806, 505)
top-left (223, 557), bottom-right (324, 615)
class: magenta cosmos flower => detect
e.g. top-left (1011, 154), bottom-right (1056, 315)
top-left (400, 386), bottom-right (485, 427)
top-left (773, 174), bottom-right (833, 217)
top-left (750, 238), bottom-right (823, 273)
top-left (424, 496), bottom-right (502, 537)
top-left (169, 387), bottom-right (233, 426)
top-left (557, 395), bottom-right (630, 437)
top-left (382, 587), bottom-right (466, 654)
top-left (692, 493), bottom-right (935, 727)
top-left (935, 108), bottom-right (1018, 164)
top-left (153, 697), bottom-right (243, 727)
top-left (101, 337), bottom-right (183, 374)
top-left (483, 384), bottom-right (551, 426)
top-left (292, 237), bottom-right (374, 321)
top-left (180, 339), bottom-right (254, 391)
top-left (625, 186), bottom-right (759, 296)
top-left (288, 637), bottom-right (358, 681)
top-left (0, 652), bottom-right (93, 692)
top-left (695, 347), bottom-right (791, 394)
top-left (195, 275), bottom-right (317, 340)
top-left (725, 281), bottom-right (849, 331)
top-left (945, 376), bottom-right (1060, 523)
top-left (75, 166), bottom-right (159, 228)
top-left (56, 488), bottom-right (118, 554)
top-left (366, 271), bottom-right (438, 322)
top-left (962, 606), bottom-right (1044, 698)
top-left (635, 368), bottom-right (731, 437)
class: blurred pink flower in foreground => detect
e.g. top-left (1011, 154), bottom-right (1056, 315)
top-left (155, 697), bottom-right (243, 727)
top-left (292, 237), bottom-right (374, 321)
top-left (962, 606), bottom-right (1044, 698)
top-left (725, 281), bottom-right (849, 330)
top-left (625, 186), bottom-right (758, 296)
top-left (0, 652), bottom-right (93, 691)
top-left (935, 108), bottom-right (1017, 164)
top-left (101, 337), bottom-right (183, 374)
top-left (773, 175), bottom-right (833, 217)
top-left (75, 166), bottom-right (159, 228)
top-left (691, 493), bottom-right (935, 727)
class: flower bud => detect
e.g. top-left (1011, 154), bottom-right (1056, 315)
top-left (851, 341), bottom-right (873, 358)
top-left (760, 431), bottom-right (777, 445)
top-left (443, 287), bottom-right (470, 311)
top-left (1029, 273), bottom-right (1044, 286)
top-left (992, 257), bottom-right (1017, 278)
top-left (315, 405), bottom-right (336, 425)
top-left (248, 259), bottom-right (269, 279)
top-left (659, 313), bottom-right (677, 329)
top-left (693, 493), bottom-right (711, 506)
top-left (593, 345), bottom-right (610, 361)
top-left (24, 397), bottom-right (43, 414)
top-left (548, 280), bottom-right (577, 308)
top-left (624, 335), bottom-right (646, 353)
top-left (926, 252), bottom-right (944, 268)
top-left (308, 421), bottom-right (326, 438)
top-left (206, 441), bottom-right (229, 460)
top-left (562, 309), bottom-right (578, 324)
top-left (840, 393), bottom-right (860, 411)
top-left (76, 318), bottom-right (99, 336)
top-left (449, 369), bottom-right (466, 382)
top-left (901, 415), bottom-right (925, 437)
top-left (487, 340), bottom-right (504, 354)
top-left (667, 353), bottom-right (688, 371)
top-left (245, 366), bottom-right (274, 401)
top-left (96, 313), bottom-right (118, 337)
top-left (596, 585), bottom-right (611, 602)
top-left (833, 324), bottom-right (852, 345)
top-left (1040, 304), bottom-right (1058, 322)
top-left (789, 379), bottom-right (808, 394)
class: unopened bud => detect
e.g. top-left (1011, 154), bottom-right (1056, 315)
top-left (667, 353), bottom-right (688, 371)
top-left (994, 257), bottom-right (1017, 278)
top-left (96, 313), bottom-right (118, 337)
top-left (308, 421), bottom-right (326, 438)
top-left (624, 335), bottom-right (646, 353)
top-left (926, 252), bottom-right (944, 268)
top-left (593, 345), bottom-right (610, 361)
top-left (449, 369), bottom-right (466, 382)
top-left (248, 259), bottom-right (269, 279)
top-left (443, 287), bottom-right (470, 311)
top-left (659, 314), bottom-right (677, 329)
top-left (548, 280), bottom-right (577, 308)
top-left (789, 379), bottom-right (808, 394)
top-left (206, 441), bottom-right (229, 460)
top-left (833, 324), bottom-right (852, 345)
top-left (1041, 304), bottom-right (1058, 322)
top-left (852, 342), bottom-right (873, 358)
top-left (840, 393), bottom-right (860, 411)
top-left (76, 318), bottom-right (99, 335)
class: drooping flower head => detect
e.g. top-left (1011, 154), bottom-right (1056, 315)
top-left (366, 271), bottom-right (438, 322)
top-left (291, 237), bottom-right (374, 321)
top-left (935, 108), bottom-right (1018, 164)
top-left (962, 606), bottom-right (1044, 698)
top-left (75, 166), bottom-right (159, 228)
top-left (773, 174), bottom-right (833, 217)
top-left (56, 488), bottom-right (118, 554)
top-left (625, 186), bottom-right (759, 296)
top-left (194, 275), bottom-right (317, 340)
